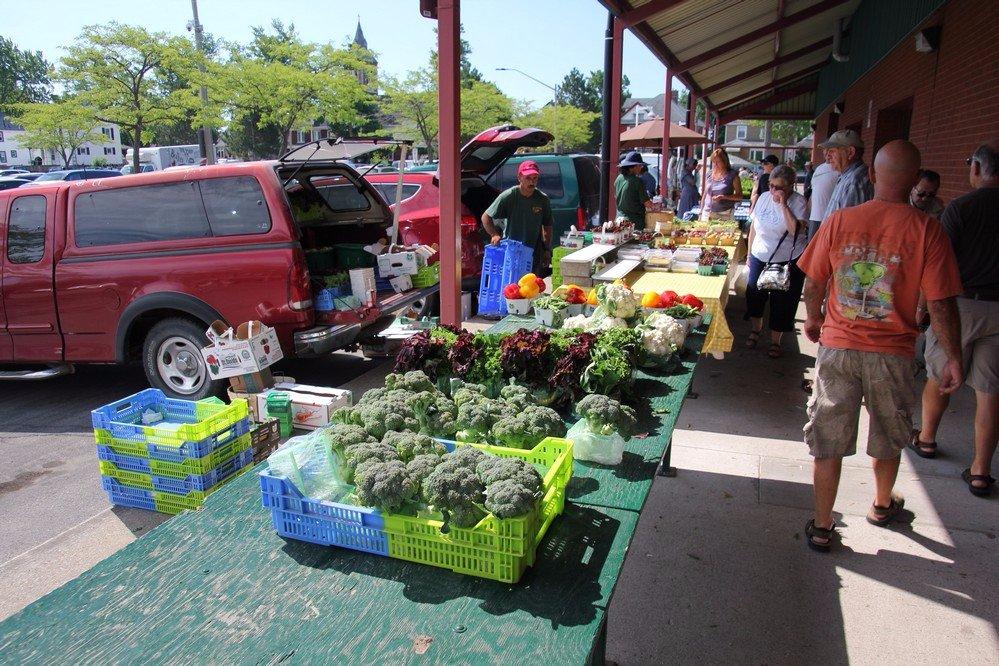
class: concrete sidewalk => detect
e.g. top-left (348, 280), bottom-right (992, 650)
top-left (605, 296), bottom-right (998, 665)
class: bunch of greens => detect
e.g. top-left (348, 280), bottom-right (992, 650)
top-left (582, 328), bottom-right (640, 398)
top-left (549, 332), bottom-right (598, 404)
top-left (499, 329), bottom-right (552, 384)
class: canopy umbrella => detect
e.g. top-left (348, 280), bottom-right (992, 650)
top-left (619, 119), bottom-right (709, 149)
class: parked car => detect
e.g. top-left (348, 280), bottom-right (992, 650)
top-left (120, 163), bottom-right (156, 174)
top-left (21, 169), bottom-right (123, 187)
top-left (12, 173), bottom-right (43, 182)
top-left (0, 177), bottom-right (30, 191)
top-left (0, 169), bottom-right (30, 178)
top-left (363, 125), bottom-right (554, 288)
top-left (0, 155), bottom-right (432, 399)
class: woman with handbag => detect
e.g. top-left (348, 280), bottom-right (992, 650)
top-left (745, 165), bottom-right (809, 358)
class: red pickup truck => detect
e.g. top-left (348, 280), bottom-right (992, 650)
top-left (0, 152), bottom-right (436, 399)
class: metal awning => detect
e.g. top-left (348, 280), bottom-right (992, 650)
top-left (598, 0), bottom-right (861, 123)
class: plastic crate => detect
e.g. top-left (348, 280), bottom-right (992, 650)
top-left (334, 244), bottom-right (376, 269)
top-left (99, 448), bottom-right (253, 494)
top-left (315, 289), bottom-right (335, 312)
top-left (259, 437), bottom-right (573, 583)
top-left (476, 240), bottom-right (533, 317)
top-left (96, 432), bottom-right (253, 478)
top-left (91, 389), bottom-right (248, 444)
top-left (305, 249), bottom-right (337, 273)
top-left (411, 263), bottom-right (439, 289)
top-left (93, 417), bottom-right (250, 464)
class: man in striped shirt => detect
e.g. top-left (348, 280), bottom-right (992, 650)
top-left (822, 129), bottom-right (874, 216)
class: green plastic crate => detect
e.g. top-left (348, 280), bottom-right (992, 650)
top-left (334, 244), bottom-right (376, 269)
top-left (380, 438), bottom-right (573, 578)
top-left (411, 263), bottom-right (439, 288)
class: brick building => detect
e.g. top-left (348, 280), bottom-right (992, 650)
top-left (814, 0), bottom-right (999, 202)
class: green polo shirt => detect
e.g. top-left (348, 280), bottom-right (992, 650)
top-left (485, 186), bottom-right (554, 247)
top-left (615, 173), bottom-right (649, 224)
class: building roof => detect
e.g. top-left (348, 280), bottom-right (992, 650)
top-left (622, 93), bottom-right (688, 124)
top-left (599, 0), bottom-right (863, 122)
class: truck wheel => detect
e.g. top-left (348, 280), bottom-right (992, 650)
top-left (142, 318), bottom-right (222, 400)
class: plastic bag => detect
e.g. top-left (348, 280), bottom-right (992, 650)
top-left (267, 431), bottom-right (350, 501)
top-left (567, 419), bottom-right (625, 466)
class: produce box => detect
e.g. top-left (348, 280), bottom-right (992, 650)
top-left (260, 437), bottom-right (573, 583)
top-left (376, 248), bottom-right (421, 277)
top-left (200, 320), bottom-right (283, 381)
top-left (272, 382), bottom-right (353, 430)
top-left (251, 418), bottom-right (282, 463)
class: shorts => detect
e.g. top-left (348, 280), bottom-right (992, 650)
top-left (925, 297), bottom-right (999, 394)
top-left (804, 347), bottom-right (915, 459)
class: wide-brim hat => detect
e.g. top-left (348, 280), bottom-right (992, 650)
top-left (619, 151), bottom-right (645, 168)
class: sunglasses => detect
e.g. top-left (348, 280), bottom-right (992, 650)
top-left (966, 157), bottom-right (976, 166)
top-left (913, 189), bottom-right (937, 198)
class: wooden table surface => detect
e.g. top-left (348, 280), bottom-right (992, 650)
top-left (0, 322), bottom-right (704, 664)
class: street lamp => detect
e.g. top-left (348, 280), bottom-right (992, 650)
top-left (496, 67), bottom-right (559, 153)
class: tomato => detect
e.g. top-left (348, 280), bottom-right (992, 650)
top-left (680, 294), bottom-right (704, 310)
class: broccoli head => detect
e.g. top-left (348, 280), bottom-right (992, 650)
top-left (384, 370), bottom-right (437, 394)
top-left (499, 383), bottom-right (532, 410)
top-left (422, 453), bottom-right (486, 532)
top-left (451, 381), bottom-right (489, 408)
top-left (475, 456), bottom-right (543, 493)
top-left (406, 454), bottom-right (443, 492)
top-left (455, 398), bottom-right (516, 442)
top-left (343, 441), bottom-right (399, 483)
top-left (406, 391), bottom-right (459, 438)
top-left (382, 430), bottom-right (447, 462)
top-left (576, 394), bottom-right (638, 437)
top-left (321, 423), bottom-right (377, 453)
top-left (354, 460), bottom-right (418, 513)
top-left (483, 479), bottom-right (538, 519)
top-left (490, 405), bottom-right (566, 450)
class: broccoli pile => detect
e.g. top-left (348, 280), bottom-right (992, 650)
top-left (382, 431), bottom-right (447, 462)
top-left (455, 398), bottom-right (517, 442)
top-left (354, 460), bottom-right (418, 513)
top-left (575, 394), bottom-right (638, 437)
top-left (490, 405), bottom-right (566, 450)
top-left (343, 441), bottom-right (399, 484)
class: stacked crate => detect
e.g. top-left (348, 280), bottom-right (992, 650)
top-left (92, 389), bottom-right (253, 514)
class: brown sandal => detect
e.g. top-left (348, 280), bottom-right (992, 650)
top-left (805, 519), bottom-right (836, 552)
top-left (908, 431), bottom-right (937, 459)
top-left (746, 330), bottom-right (761, 349)
top-left (962, 469), bottom-right (995, 497)
top-left (767, 343), bottom-right (782, 359)
top-left (867, 495), bottom-right (906, 527)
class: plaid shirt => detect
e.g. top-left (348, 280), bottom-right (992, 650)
top-left (824, 159), bottom-right (873, 218)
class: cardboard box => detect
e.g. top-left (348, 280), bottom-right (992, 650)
top-left (201, 320), bottom-right (283, 380)
top-left (273, 382), bottom-right (352, 430)
top-left (251, 418), bottom-right (282, 463)
top-left (377, 249), bottom-right (420, 277)
top-left (228, 367), bottom-right (274, 394)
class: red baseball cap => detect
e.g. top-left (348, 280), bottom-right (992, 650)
top-left (517, 160), bottom-right (541, 177)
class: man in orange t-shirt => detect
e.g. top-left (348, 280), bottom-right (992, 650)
top-left (796, 140), bottom-right (964, 552)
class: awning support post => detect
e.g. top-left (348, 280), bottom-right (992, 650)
top-left (436, 0), bottom-right (461, 325)
top-left (660, 68), bottom-right (673, 198)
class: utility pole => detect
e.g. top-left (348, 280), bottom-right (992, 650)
top-left (189, 0), bottom-right (215, 165)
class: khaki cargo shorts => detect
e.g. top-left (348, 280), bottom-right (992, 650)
top-left (804, 347), bottom-right (915, 459)
top-left (925, 297), bottom-right (999, 395)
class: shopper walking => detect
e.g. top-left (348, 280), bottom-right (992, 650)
top-left (677, 157), bottom-right (700, 218)
top-left (806, 158), bottom-right (839, 241)
top-left (821, 129), bottom-right (874, 216)
top-left (913, 140), bottom-right (999, 497)
top-left (797, 140), bottom-right (964, 551)
top-left (744, 165), bottom-right (808, 358)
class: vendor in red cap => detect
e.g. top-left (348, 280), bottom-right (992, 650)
top-left (482, 159), bottom-right (555, 275)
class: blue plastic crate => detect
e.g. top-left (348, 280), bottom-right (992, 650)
top-left (91, 388), bottom-right (246, 442)
top-left (97, 445), bottom-right (152, 473)
top-left (102, 478), bottom-right (157, 511)
top-left (477, 240), bottom-right (533, 317)
top-left (151, 448), bottom-right (254, 494)
top-left (259, 474), bottom-right (389, 554)
top-left (143, 417), bottom-right (250, 463)
top-left (315, 289), bottom-right (335, 312)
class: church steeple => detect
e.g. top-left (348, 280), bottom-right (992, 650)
top-left (353, 19), bottom-right (368, 50)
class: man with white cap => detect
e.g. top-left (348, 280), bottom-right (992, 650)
top-left (821, 129), bottom-right (874, 217)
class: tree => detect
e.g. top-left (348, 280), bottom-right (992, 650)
top-left (383, 68), bottom-right (439, 158)
top-left (556, 68), bottom-right (631, 152)
top-left (215, 21), bottom-right (375, 157)
top-left (516, 104), bottom-right (599, 153)
top-left (460, 80), bottom-right (514, 141)
top-left (430, 25), bottom-right (484, 89)
top-left (8, 100), bottom-right (107, 168)
top-left (148, 31), bottom-right (224, 147)
top-left (0, 37), bottom-right (51, 106)
top-left (59, 23), bottom-right (202, 173)
top-left (748, 119), bottom-right (811, 147)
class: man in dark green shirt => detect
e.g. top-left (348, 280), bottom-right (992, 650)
top-left (482, 160), bottom-right (554, 274)
top-left (615, 151), bottom-right (651, 226)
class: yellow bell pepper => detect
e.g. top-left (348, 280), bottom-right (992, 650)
top-left (641, 291), bottom-right (663, 308)
top-left (587, 288), bottom-right (599, 305)
top-left (518, 273), bottom-right (538, 290)
top-left (520, 282), bottom-right (541, 299)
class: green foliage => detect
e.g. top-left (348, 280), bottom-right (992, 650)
top-left (557, 68), bottom-right (631, 152)
top-left (515, 104), bottom-right (599, 153)
top-left (7, 100), bottom-right (107, 168)
top-left (58, 23), bottom-right (202, 173)
top-left (0, 37), bottom-right (51, 106)
top-left (747, 119), bottom-right (811, 148)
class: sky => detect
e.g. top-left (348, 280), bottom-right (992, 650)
top-left (2, 0), bottom-right (683, 108)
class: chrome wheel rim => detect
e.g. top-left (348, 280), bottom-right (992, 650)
top-left (156, 336), bottom-right (206, 395)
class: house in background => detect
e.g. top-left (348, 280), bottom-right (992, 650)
top-left (620, 93), bottom-right (690, 132)
top-left (0, 112), bottom-right (123, 169)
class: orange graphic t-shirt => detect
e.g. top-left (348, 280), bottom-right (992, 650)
top-left (797, 200), bottom-right (962, 357)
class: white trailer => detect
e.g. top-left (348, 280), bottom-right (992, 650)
top-left (122, 145), bottom-right (203, 173)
